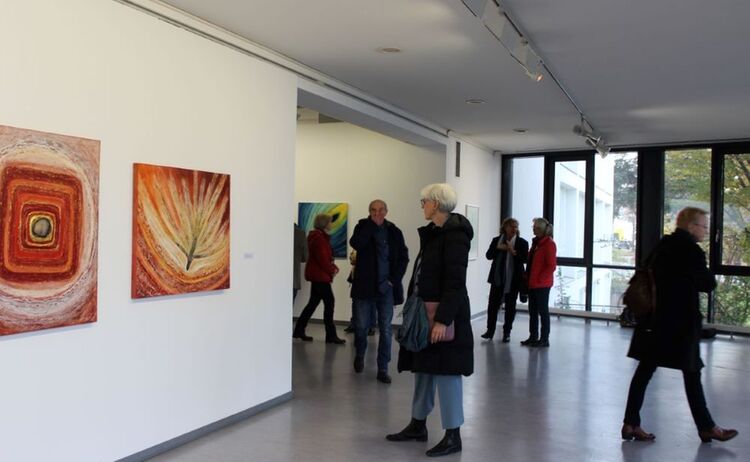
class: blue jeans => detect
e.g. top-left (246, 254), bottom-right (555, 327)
top-left (354, 286), bottom-right (393, 371)
top-left (412, 373), bottom-right (464, 429)
top-left (350, 300), bottom-right (377, 329)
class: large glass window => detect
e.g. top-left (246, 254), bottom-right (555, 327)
top-left (714, 275), bottom-right (750, 327)
top-left (510, 156), bottom-right (544, 235)
top-left (553, 161), bottom-right (586, 258)
top-left (503, 143), bottom-right (750, 333)
top-left (593, 152), bottom-right (637, 266)
top-left (550, 265), bottom-right (587, 311)
top-left (663, 149), bottom-right (711, 238)
top-left (721, 153), bottom-right (750, 267)
top-left (591, 268), bottom-right (633, 315)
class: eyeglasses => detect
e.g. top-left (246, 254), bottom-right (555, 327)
top-left (420, 198), bottom-right (430, 206)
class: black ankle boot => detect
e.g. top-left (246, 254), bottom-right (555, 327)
top-left (385, 418), bottom-right (428, 442)
top-left (426, 427), bottom-right (461, 457)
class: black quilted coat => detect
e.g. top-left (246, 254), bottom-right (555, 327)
top-left (397, 213), bottom-right (474, 376)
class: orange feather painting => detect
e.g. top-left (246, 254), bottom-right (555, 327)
top-left (132, 163), bottom-right (230, 299)
top-left (0, 125), bottom-right (99, 336)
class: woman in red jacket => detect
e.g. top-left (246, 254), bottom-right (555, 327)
top-left (293, 213), bottom-right (345, 344)
top-left (521, 217), bottom-right (557, 348)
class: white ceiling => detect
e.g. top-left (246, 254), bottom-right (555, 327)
top-left (162, 0), bottom-right (750, 153)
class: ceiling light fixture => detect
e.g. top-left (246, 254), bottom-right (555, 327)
top-left (465, 98), bottom-right (486, 104)
top-left (514, 40), bottom-right (544, 82)
top-left (480, 2), bottom-right (542, 82)
top-left (573, 120), bottom-right (610, 157)
top-left (467, 1), bottom-right (609, 152)
top-left (376, 47), bottom-right (401, 54)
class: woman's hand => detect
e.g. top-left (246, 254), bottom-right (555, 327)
top-left (431, 322), bottom-right (447, 343)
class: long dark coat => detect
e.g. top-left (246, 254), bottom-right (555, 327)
top-left (627, 228), bottom-right (716, 372)
top-left (397, 213), bottom-right (474, 376)
top-left (485, 234), bottom-right (529, 295)
top-left (349, 218), bottom-right (409, 305)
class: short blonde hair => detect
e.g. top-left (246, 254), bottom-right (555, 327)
top-left (533, 217), bottom-right (553, 236)
top-left (313, 213), bottom-right (332, 230)
top-left (420, 183), bottom-right (457, 213)
top-left (676, 207), bottom-right (708, 230)
top-left (501, 217), bottom-right (520, 236)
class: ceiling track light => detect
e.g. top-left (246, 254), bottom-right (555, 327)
top-left (470, 1), bottom-right (610, 149)
top-left (481, 2), bottom-right (508, 41)
top-left (480, 2), bottom-right (543, 82)
top-left (515, 40), bottom-right (544, 82)
top-left (573, 121), bottom-right (609, 157)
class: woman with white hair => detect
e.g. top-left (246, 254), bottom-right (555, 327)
top-left (387, 183), bottom-right (474, 458)
top-left (521, 217), bottom-right (557, 348)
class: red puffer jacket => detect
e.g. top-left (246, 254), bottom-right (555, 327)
top-left (304, 229), bottom-right (339, 283)
top-left (527, 236), bottom-right (557, 289)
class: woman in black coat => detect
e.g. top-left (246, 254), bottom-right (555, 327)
top-left (622, 207), bottom-right (738, 443)
top-left (480, 217), bottom-right (528, 342)
top-left (386, 183), bottom-right (473, 458)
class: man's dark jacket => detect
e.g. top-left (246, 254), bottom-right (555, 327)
top-left (349, 218), bottom-right (409, 305)
top-left (627, 228), bottom-right (716, 372)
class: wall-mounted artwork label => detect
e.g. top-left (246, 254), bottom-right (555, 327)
top-left (0, 125), bottom-right (99, 336)
top-left (297, 202), bottom-right (348, 258)
top-left (465, 204), bottom-right (479, 260)
top-left (132, 163), bottom-right (230, 298)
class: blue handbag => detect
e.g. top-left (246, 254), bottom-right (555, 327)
top-left (396, 294), bottom-right (429, 352)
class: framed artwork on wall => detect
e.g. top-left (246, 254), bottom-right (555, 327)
top-left (132, 163), bottom-right (230, 299)
top-left (465, 204), bottom-right (479, 260)
top-left (297, 202), bottom-right (348, 258)
top-left (0, 125), bottom-right (100, 336)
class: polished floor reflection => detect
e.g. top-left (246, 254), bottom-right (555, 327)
top-left (149, 315), bottom-right (748, 462)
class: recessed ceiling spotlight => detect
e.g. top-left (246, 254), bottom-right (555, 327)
top-left (513, 128), bottom-right (527, 133)
top-left (377, 47), bottom-right (401, 54)
top-left (465, 98), bottom-right (486, 105)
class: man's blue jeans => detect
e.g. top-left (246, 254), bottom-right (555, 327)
top-left (354, 286), bottom-right (393, 372)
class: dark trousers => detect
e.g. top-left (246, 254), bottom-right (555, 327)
top-left (485, 285), bottom-right (518, 337)
top-left (528, 287), bottom-right (550, 341)
top-left (624, 361), bottom-right (715, 431)
top-left (294, 282), bottom-right (337, 339)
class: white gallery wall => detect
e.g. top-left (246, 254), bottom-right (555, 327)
top-left (445, 139), bottom-right (501, 316)
top-left (0, 1), bottom-right (297, 461)
top-left (294, 121), bottom-right (445, 322)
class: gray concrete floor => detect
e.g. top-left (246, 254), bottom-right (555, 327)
top-left (149, 315), bottom-right (749, 462)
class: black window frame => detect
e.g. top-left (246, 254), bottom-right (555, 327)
top-left (502, 140), bottom-right (750, 332)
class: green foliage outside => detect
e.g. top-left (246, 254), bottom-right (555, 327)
top-left (613, 155), bottom-right (637, 216)
top-left (664, 150), bottom-right (750, 327)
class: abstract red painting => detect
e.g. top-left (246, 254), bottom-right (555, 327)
top-left (0, 125), bottom-right (99, 336)
top-left (132, 163), bottom-right (230, 298)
